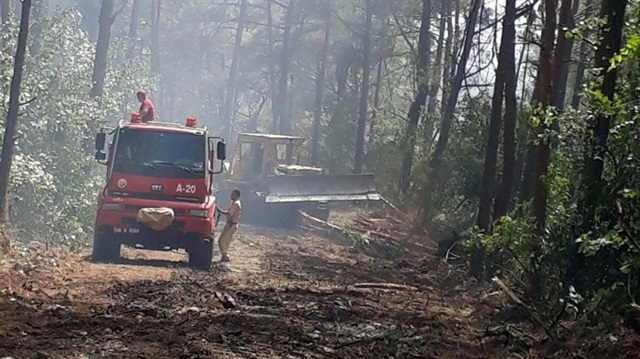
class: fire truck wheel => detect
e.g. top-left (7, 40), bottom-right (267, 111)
top-left (187, 237), bottom-right (213, 271)
top-left (91, 229), bottom-right (120, 263)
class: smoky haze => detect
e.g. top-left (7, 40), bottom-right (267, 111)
top-left (36, 0), bottom-right (530, 174)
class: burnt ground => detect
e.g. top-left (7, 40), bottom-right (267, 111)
top-left (1, 220), bottom-right (639, 358)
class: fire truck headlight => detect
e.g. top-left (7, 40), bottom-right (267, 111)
top-left (188, 209), bottom-right (208, 218)
top-left (102, 203), bottom-right (121, 211)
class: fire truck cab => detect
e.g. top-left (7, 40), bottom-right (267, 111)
top-left (92, 116), bottom-right (226, 270)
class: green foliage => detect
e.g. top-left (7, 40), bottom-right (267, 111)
top-left (1, 8), bottom-right (156, 250)
top-left (464, 207), bottom-right (537, 277)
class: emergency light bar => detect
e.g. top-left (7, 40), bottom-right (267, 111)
top-left (186, 117), bottom-right (197, 127)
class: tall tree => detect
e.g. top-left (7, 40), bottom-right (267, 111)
top-left (493, 0), bottom-right (518, 220)
top-left (476, 0), bottom-right (517, 232)
top-left (89, 0), bottom-right (114, 98)
top-left (127, 0), bottom-right (141, 59)
top-left (532, 0), bottom-right (557, 232)
top-left (430, 0), bottom-right (481, 173)
top-left (571, 0), bottom-right (595, 109)
top-left (440, 0), bottom-right (456, 116)
top-left (1, 0), bottom-right (11, 51)
top-left (1, 0), bottom-right (10, 24)
top-left (311, 1), bottom-right (331, 166)
top-left (526, 0), bottom-right (558, 296)
top-left (399, 0), bottom-right (432, 194)
top-left (425, 0), bottom-right (481, 218)
top-left (567, 0), bottom-right (628, 294)
top-left (151, 0), bottom-right (160, 75)
top-left (368, 61), bottom-right (383, 150)
top-left (276, 0), bottom-right (296, 135)
top-left (222, 0), bottom-right (249, 141)
top-left (579, 0), bottom-right (628, 230)
top-left (552, 0), bottom-right (575, 112)
top-left (149, 0), bottom-right (161, 115)
top-left (266, 0), bottom-right (278, 133)
top-left (0, 0), bottom-right (31, 253)
top-left (425, 0), bottom-right (447, 143)
top-left (353, 0), bottom-right (374, 173)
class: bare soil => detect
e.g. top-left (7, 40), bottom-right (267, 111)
top-left (0, 223), bottom-right (638, 358)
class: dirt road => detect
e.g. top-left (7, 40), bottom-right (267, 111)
top-left (0, 224), bottom-right (636, 358)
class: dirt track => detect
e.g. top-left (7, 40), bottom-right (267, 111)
top-left (0, 224), bottom-right (637, 358)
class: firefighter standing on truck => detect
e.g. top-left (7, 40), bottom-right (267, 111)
top-left (136, 89), bottom-right (155, 122)
top-left (217, 189), bottom-right (241, 262)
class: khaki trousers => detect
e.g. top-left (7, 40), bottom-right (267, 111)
top-left (218, 222), bottom-right (238, 256)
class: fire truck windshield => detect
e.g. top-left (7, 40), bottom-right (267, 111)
top-left (112, 128), bottom-right (205, 179)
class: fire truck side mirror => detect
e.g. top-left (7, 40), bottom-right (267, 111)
top-left (95, 151), bottom-right (106, 161)
top-left (216, 141), bottom-right (226, 160)
top-left (95, 133), bottom-right (106, 151)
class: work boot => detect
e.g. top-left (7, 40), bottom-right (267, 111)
top-left (220, 254), bottom-right (230, 263)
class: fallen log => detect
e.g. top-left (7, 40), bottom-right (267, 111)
top-left (379, 195), bottom-right (410, 221)
top-left (355, 218), bottom-right (396, 234)
top-left (355, 216), bottom-right (437, 251)
top-left (384, 215), bottom-right (404, 225)
top-left (300, 210), bottom-right (344, 232)
top-left (350, 282), bottom-right (418, 292)
top-left (301, 210), bottom-right (394, 241)
top-left (492, 277), bottom-right (555, 339)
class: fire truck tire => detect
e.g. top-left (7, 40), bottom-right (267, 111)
top-left (91, 228), bottom-right (120, 263)
top-left (187, 237), bottom-right (213, 271)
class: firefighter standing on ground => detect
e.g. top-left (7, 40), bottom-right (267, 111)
top-left (136, 89), bottom-right (155, 122)
top-left (217, 189), bottom-right (241, 262)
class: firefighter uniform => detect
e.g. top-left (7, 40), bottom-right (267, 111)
top-left (218, 199), bottom-right (241, 261)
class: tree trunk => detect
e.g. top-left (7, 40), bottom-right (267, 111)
top-left (476, 0), bottom-right (516, 232)
top-left (421, 0), bottom-right (480, 221)
top-left (276, 0), bottom-right (296, 135)
top-left (222, 0), bottom-right (248, 141)
top-left (90, 0), bottom-right (114, 98)
top-left (27, 0), bottom-right (45, 58)
top-left (0, 0), bottom-right (31, 253)
top-left (440, 0), bottom-right (455, 119)
top-left (567, 0), bottom-right (627, 294)
top-left (528, 0), bottom-right (558, 296)
top-left (150, 0), bottom-right (161, 115)
top-left (246, 95), bottom-right (267, 133)
top-left (311, 1), bottom-right (331, 166)
top-left (516, 7), bottom-right (535, 104)
top-left (367, 61), bottom-right (383, 150)
top-left (0, 0), bottom-right (9, 24)
top-left (353, 0), bottom-right (374, 174)
top-left (579, 0), bottom-right (627, 230)
top-left (399, 0), bottom-right (431, 194)
top-left (127, 0), bottom-right (141, 59)
top-left (532, 0), bottom-right (557, 233)
top-left (571, 0), bottom-right (594, 109)
top-left (552, 0), bottom-right (574, 112)
top-left (519, 137), bottom-right (537, 202)
top-left (430, 0), bottom-right (481, 173)
top-left (425, 0), bottom-right (447, 143)
top-left (266, 0), bottom-right (278, 133)
top-left (493, 0), bottom-right (518, 220)
top-left (452, 0), bottom-right (460, 63)
top-left (151, 0), bottom-right (161, 75)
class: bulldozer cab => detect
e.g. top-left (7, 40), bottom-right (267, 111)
top-left (224, 132), bottom-right (379, 221)
top-left (228, 133), bottom-right (312, 181)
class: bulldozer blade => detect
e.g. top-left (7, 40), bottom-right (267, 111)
top-left (264, 174), bottom-right (381, 203)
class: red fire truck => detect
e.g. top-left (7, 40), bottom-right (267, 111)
top-left (92, 116), bottom-right (226, 270)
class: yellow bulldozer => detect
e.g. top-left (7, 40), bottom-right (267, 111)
top-left (218, 133), bottom-right (380, 227)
